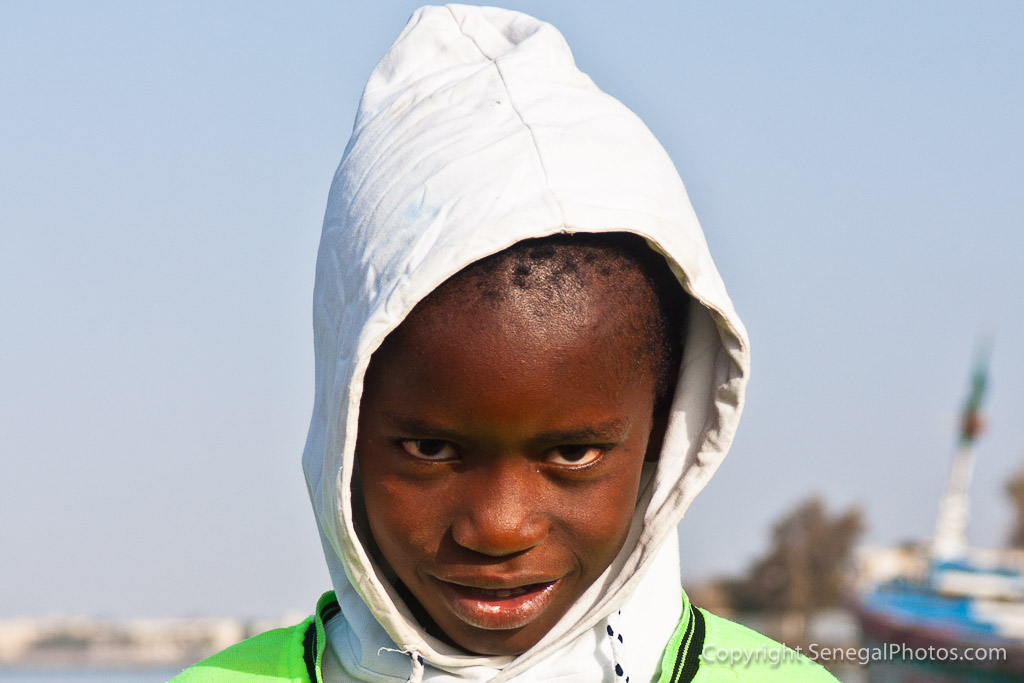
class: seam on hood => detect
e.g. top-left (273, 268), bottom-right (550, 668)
top-left (445, 4), bottom-right (568, 235)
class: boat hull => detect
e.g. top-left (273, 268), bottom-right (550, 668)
top-left (855, 588), bottom-right (1024, 676)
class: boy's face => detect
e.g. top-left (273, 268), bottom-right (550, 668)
top-left (356, 281), bottom-right (658, 656)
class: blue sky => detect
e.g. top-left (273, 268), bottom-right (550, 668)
top-left (2, 1), bottom-right (1022, 619)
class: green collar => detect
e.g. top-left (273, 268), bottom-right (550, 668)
top-left (657, 590), bottom-right (705, 683)
top-left (302, 590), bottom-right (340, 683)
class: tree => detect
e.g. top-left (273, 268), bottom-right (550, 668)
top-left (720, 497), bottom-right (863, 613)
top-left (1005, 468), bottom-right (1024, 548)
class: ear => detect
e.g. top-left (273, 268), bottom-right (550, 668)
top-left (644, 408), bottom-right (668, 462)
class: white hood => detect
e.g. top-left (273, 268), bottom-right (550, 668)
top-left (303, 4), bottom-right (749, 680)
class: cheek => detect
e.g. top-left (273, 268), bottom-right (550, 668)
top-left (558, 469), bottom-right (644, 569)
top-left (360, 469), bottom-right (448, 563)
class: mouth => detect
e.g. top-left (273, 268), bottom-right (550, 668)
top-left (432, 577), bottom-right (562, 631)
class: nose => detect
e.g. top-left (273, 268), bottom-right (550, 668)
top-left (450, 459), bottom-right (550, 556)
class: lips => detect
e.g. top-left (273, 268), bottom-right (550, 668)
top-left (433, 577), bottom-right (562, 630)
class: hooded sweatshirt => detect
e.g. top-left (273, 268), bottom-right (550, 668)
top-left (175, 5), bottom-right (835, 683)
top-left (305, 5), bottom-right (747, 681)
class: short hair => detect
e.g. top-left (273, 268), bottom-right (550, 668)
top-left (423, 232), bottom-right (688, 410)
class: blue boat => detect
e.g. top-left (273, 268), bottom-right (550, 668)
top-left (855, 346), bottom-right (1024, 677)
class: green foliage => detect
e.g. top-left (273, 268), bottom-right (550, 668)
top-left (719, 497), bottom-right (863, 613)
top-left (1005, 469), bottom-right (1024, 548)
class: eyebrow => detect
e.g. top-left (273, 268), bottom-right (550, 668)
top-left (379, 412), bottom-right (630, 443)
top-left (378, 413), bottom-right (465, 441)
top-left (532, 422), bottom-right (630, 443)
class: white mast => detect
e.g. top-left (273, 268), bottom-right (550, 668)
top-left (933, 442), bottom-right (977, 560)
top-left (931, 344), bottom-right (990, 561)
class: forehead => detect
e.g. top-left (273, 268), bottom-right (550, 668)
top-left (381, 271), bottom-right (645, 369)
top-left (364, 276), bottom-right (656, 414)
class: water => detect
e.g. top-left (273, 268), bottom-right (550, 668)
top-left (2, 663), bottom-right (1017, 682)
top-left (859, 661), bottom-right (1020, 683)
top-left (824, 661), bottom-right (1021, 682)
top-left (0, 671), bottom-right (180, 683)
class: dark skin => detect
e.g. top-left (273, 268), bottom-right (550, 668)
top-left (356, 275), bottom-right (660, 656)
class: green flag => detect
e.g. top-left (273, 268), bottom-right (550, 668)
top-left (959, 341), bottom-right (991, 444)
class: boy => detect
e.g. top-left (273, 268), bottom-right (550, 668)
top-left (176, 5), bottom-right (837, 681)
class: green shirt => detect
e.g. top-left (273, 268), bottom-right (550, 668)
top-left (172, 591), bottom-right (837, 682)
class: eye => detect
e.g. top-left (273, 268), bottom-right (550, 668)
top-left (545, 445), bottom-right (605, 466)
top-left (400, 439), bottom-right (458, 462)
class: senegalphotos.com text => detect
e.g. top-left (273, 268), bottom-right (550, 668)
top-left (702, 642), bottom-right (1008, 668)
